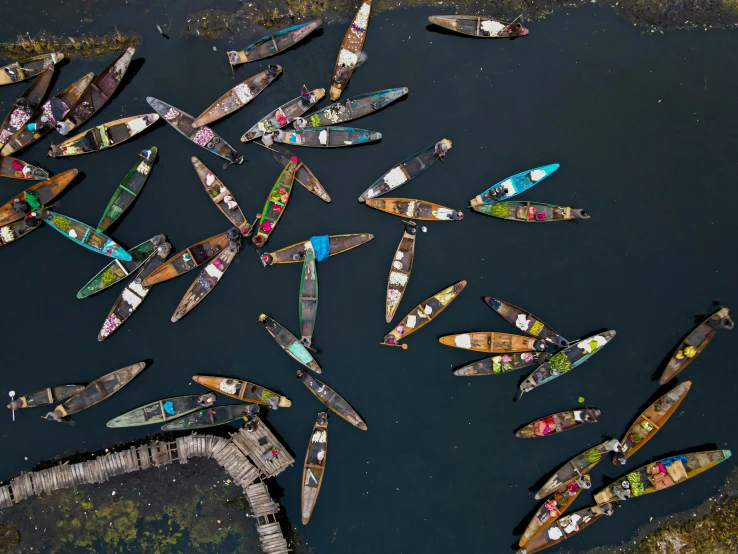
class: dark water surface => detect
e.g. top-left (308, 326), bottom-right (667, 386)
top-left (1, 3), bottom-right (737, 553)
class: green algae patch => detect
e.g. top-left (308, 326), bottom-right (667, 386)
top-left (0, 31), bottom-right (139, 59)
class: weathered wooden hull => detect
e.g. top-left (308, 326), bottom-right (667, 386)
top-left (269, 142), bottom-right (330, 202)
top-left (484, 297), bottom-right (568, 347)
top-left (259, 314), bottom-right (322, 373)
top-left (191, 156), bottom-right (250, 233)
top-left (472, 201), bottom-right (589, 222)
top-left (277, 126), bottom-right (381, 148)
top-left (453, 352), bottom-right (549, 376)
top-left (44, 210), bottom-right (132, 261)
top-left (193, 65), bottom-right (283, 127)
top-left (260, 233), bottom-right (373, 265)
top-left (330, 0), bottom-right (372, 101)
top-left (297, 370), bottom-right (366, 430)
top-left (0, 156), bottom-right (48, 180)
top-left (428, 15), bottom-right (529, 38)
top-left (517, 504), bottom-right (612, 554)
top-left (142, 231), bottom-right (230, 286)
top-left (0, 53), bottom-right (63, 86)
top-left (301, 412), bottom-right (328, 524)
top-left (9, 385), bottom-right (84, 409)
top-left (515, 409), bottom-right (600, 438)
top-left (520, 486), bottom-right (587, 547)
top-left (439, 332), bottom-right (545, 353)
top-left (0, 68), bottom-right (54, 147)
top-left (192, 375), bottom-right (292, 407)
top-left (385, 221), bottom-right (416, 322)
top-left (161, 404), bottom-right (248, 430)
top-left (50, 114), bottom-right (159, 157)
top-left (252, 158), bottom-right (297, 248)
top-left (470, 164), bottom-right (559, 207)
top-left (300, 243), bottom-right (318, 344)
top-left (366, 198), bottom-right (463, 221)
top-left (107, 395), bottom-right (211, 427)
top-left (0, 218), bottom-right (41, 248)
top-left (536, 441), bottom-right (611, 499)
top-left (97, 148), bottom-right (158, 232)
top-left (241, 89), bottom-right (325, 141)
top-left (228, 21), bottom-right (322, 65)
top-left (306, 87), bottom-right (407, 127)
top-left (0, 169), bottom-right (78, 226)
top-left (660, 307), bottom-right (733, 384)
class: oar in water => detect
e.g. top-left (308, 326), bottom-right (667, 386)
top-left (8, 391), bottom-right (15, 422)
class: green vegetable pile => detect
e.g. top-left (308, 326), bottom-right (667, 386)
top-left (51, 215), bottom-right (71, 232)
top-left (101, 268), bottom-right (121, 286)
top-left (490, 203), bottom-right (511, 218)
top-left (628, 471), bottom-right (644, 496)
top-left (261, 389), bottom-right (277, 400)
top-left (584, 447), bottom-right (603, 463)
top-left (548, 352), bottom-right (572, 373)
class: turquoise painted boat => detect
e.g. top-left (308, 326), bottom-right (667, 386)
top-left (43, 210), bottom-right (132, 261)
top-left (228, 21), bottom-right (322, 65)
top-left (276, 127), bottom-right (381, 148)
top-left (470, 164), bottom-right (560, 207)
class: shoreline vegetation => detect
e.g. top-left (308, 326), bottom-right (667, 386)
top-left (0, 31), bottom-right (139, 59)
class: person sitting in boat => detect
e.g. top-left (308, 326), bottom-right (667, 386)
top-left (197, 393), bottom-right (216, 407)
top-left (43, 409), bottom-right (72, 424)
top-left (611, 481), bottom-right (631, 500)
top-left (335, 64), bottom-right (350, 84)
top-left (506, 23), bottom-right (525, 37)
top-left (262, 130), bottom-right (275, 147)
top-left (12, 198), bottom-right (30, 215)
top-left (604, 438), bottom-right (624, 453)
top-left (492, 186), bottom-right (509, 201)
top-left (575, 475), bottom-right (592, 491)
top-left (543, 500), bottom-right (561, 519)
top-left (434, 140), bottom-right (448, 159)
top-left (55, 120), bottom-right (73, 135)
top-left (267, 396), bottom-right (280, 410)
top-left (24, 212), bottom-right (41, 229)
top-left (293, 117), bottom-right (307, 130)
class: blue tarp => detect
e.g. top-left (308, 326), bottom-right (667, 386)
top-left (163, 401), bottom-right (176, 415)
top-left (311, 235), bottom-right (330, 262)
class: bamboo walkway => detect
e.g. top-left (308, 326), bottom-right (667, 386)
top-left (0, 417), bottom-right (294, 554)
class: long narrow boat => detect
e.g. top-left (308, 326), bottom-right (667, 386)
top-left (228, 21), bottom-right (322, 65)
top-left (171, 239), bottom-right (240, 322)
top-left (0, 68), bottom-right (53, 146)
top-left (296, 370), bottom-right (367, 430)
top-left (276, 126), bottom-right (381, 148)
top-left (0, 53), bottom-right (63, 86)
top-left (305, 88), bottom-right (408, 127)
top-left (193, 65), bottom-right (283, 128)
top-left (0, 169), bottom-right (78, 226)
top-left (536, 440), bottom-right (615, 499)
top-left (301, 412), bottom-right (328, 524)
top-left (366, 198), bottom-right (463, 221)
top-left (385, 221), bottom-right (417, 322)
top-left (43, 210), bottom-right (132, 261)
top-left (107, 394), bottom-right (215, 427)
top-left (615, 381), bottom-right (692, 465)
top-left (97, 148), bottom-right (158, 232)
top-left (484, 297), bottom-right (568, 347)
top-left (329, 0), bottom-right (372, 101)
top-left (660, 307), bottom-right (733, 384)
top-left (147, 96), bottom-right (243, 164)
top-left (0, 156), bottom-right (48, 180)
top-left (428, 15), bottom-right (529, 38)
top-left (58, 48), bottom-right (135, 135)
top-left (0, 218), bottom-right (42, 248)
top-left (259, 314), bottom-right (321, 373)
top-left (517, 504), bottom-right (613, 554)
top-left (252, 158), bottom-right (298, 248)
top-left (453, 352), bottom-right (550, 376)
top-left (1, 73), bottom-right (94, 156)
top-left (142, 231), bottom-right (231, 286)
top-left (192, 375), bottom-right (292, 408)
top-left (8, 384), bottom-right (85, 409)
top-left (77, 235), bottom-right (165, 299)
top-left (469, 164), bottom-right (559, 207)
top-left (439, 332), bottom-right (546, 353)
top-left (260, 233), bottom-right (373, 266)
top-left (515, 409), bottom-right (600, 438)
top-left (594, 450), bottom-right (732, 505)
top-left (382, 280), bottom-right (467, 348)
top-left (191, 157), bottom-right (250, 234)
top-left (300, 242), bottom-right (318, 345)
top-left (269, 142), bottom-right (330, 202)
top-left (518, 331), bottom-right (616, 399)
top-left (46, 362), bottom-right (146, 420)
top-left (358, 140), bottom-right (451, 202)
top-left (49, 114), bottom-right (159, 157)
top-left (161, 405), bottom-right (249, 431)
top-left (98, 242), bottom-right (172, 341)
top-left (472, 201), bottom-right (589, 222)
top-left (241, 89), bottom-right (325, 142)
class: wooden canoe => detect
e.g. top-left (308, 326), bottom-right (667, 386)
top-left (193, 65), bottom-right (283, 128)
top-left (1, 73), bottom-right (94, 156)
top-left (171, 241), bottom-right (240, 322)
top-left (329, 0), bottom-right (372, 101)
top-left (382, 280), bottom-right (467, 348)
top-left (77, 235), bottom-right (165, 299)
top-left (191, 157), bottom-right (250, 234)
top-left (192, 375), bottom-right (292, 408)
top-left (470, 164), bottom-right (559, 207)
top-left (259, 314), bottom-right (322, 373)
top-left (616, 381), bottom-right (692, 464)
top-left (300, 241), bottom-right (319, 345)
top-left (439, 333), bottom-right (546, 353)
top-left (260, 233), bottom-right (373, 265)
top-left (0, 68), bottom-right (53, 147)
top-left (301, 412), bottom-right (328, 524)
top-left (660, 307), bottom-right (733, 384)
top-left (454, 352), bottom-right (549, 376)
top-left (517, 504), bottom-right (613, 554)
top-left (161, 404), bottom-right (249, 431)
top-left (428, 15), bottom-right (529, 38)
top-left (385, 221), bottom-right (417, 322)
top-left (43, 210), bottom-right (132, 261)
top-left (472, 201), bottom-right (590, 222)
top-left (277, 126), bottom-right (381, 148)
top-left (484, 297), bottom-right (568, 347)
top-left (98, 242), bottom-right (172, 341)
top-left (252, 158), bottom-right (298, 248)
top-left (515, 409), bottom-right (600, 438)
top-left (297, 370), bottom-right (366, 430)
top-left (142, 231), bottom-right (231, 286)
top-left (366, 198), bottom-right (463, 221)
top-left (0, 53), bottom-right (63, 86)
top-left (147, 96), bottom-right (243, 164)
top-left (536, 440), bottom-right (613, 500)
top-left (58, 47), bottom-right (135, 135)
top-left (269, 142), bottom-right (330, 202)
top-left (241, 89), bottom-right (325, 142)
top-left (518, 331), bottom-right (616, 399)
top-left (594, 450), bottom-right (732, 505)
top-left (107, 394), bottom-right (215, 427)
top-left (358, 140), bottom-right (450, 202)
top-left (49, 114), bottom-right (159, 157)
top-left (0, 156), bottom-right (48, 180)
top-left (0, 168), bottom-right (78, 226)
top-left (97, 148), bottom-right (158, 232)
top-left (0, 217), bottom-right (43, 248)
top-left (228, 20), bottom-right (322, 65)
top-left (50, 362), bottom-right (146, 418)
top-left (306, 88), bottom-right (407, 127)
top-left (8, 384), bottom-right (84, 409)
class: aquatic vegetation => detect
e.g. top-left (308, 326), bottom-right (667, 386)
top-left (0, 524), bottom-right (20, 550)
top-left (0, 31), bottom-right (139, 59)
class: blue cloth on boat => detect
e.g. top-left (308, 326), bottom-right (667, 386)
top-left (163, 401), bottom-right (175, 415)
top-left (311, 235), bottom-right (330, 262)
top-left (661, 455), bottom-right (688, 466)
